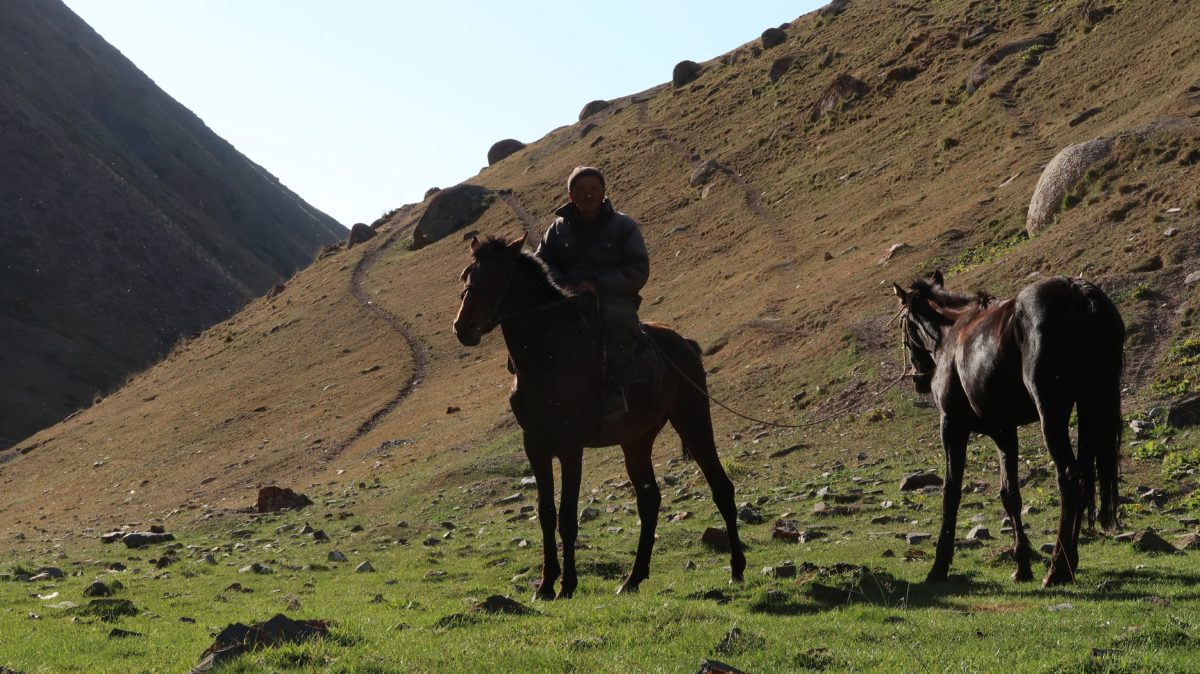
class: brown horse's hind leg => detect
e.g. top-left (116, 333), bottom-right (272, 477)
top-left (669, 412), bottom-right (745, 583)
top-left (524, 438), bottom-right (560, 600)
top-left (556, 447), bottom-right (583, 599)
top-left (616, 428), bottom-right (662, 594)
top-left (994, 428), bottom-right (1034, 582)
top-left (1040, 413), bottom-right (1082, 587)
top-left (927, 417), bottom-right (969, 583)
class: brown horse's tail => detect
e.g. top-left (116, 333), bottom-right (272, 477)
top-left (1075, 281), bottom-right (1125, 531)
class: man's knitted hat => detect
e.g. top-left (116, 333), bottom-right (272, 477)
top-left (567, 166), bottom-right (606, 192)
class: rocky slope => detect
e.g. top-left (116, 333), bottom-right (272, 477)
top-left (1, 0), bottom-right (1198, 545)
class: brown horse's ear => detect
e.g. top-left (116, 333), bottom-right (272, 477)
top-left (931, 270), bottom-right (944, 288)
top-left (893, 283), bottom-right (908, 303)
top-left (507, 232), bottom-right (528, 252)
top-left (470, 236), bottom-right (481, 253)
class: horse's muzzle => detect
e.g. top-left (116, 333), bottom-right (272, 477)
top-left (453, 319), bottom-right (481, 346)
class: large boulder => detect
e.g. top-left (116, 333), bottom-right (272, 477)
top-left (578, 99), bottom-right (610, 120)
top-left (412, 185), bottom-right (495, 250)
top-left (673, 60), bottom-right (703, 88)
top-left (487, 139), bottom-right (525, 166)
top-left (1025, 138), bottom-right (1112, 235)
top-left (761, 27), bottom-right (787, 49)
top-left (256, 486), bottom-right (313, 513)
top-left (768, 56), bottom-right (796, 84)
top-left (346, 223), bottom-right (375, 248)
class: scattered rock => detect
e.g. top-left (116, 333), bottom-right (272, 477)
top-left (701, 527), bottom-right (731, 552)
top-left (1047, 602), bottom-right (1074, 612)
top-left (761, 27), bottom-right (787, 49)
top-left (1166, 395), bottom-right (1200, 428)
top-left (767, 56), bottom-right (796, 84)
top-left (880, 242), bottom-right (911, 264)
top-left (355, 561), bottom-right (375, 573)
top-left (328, 550), bottom-right (348, 563)
top-left (905, 533), bottom-right (931, 545)
top-left (71, 598), bottom-right (138, 622)
top-left (698, 660), bottom-right (748, 674)
top-left (108, 628), bottom-right (141, 639)
top-left (1175, 533), bottom-right (1199, 550)
top-left (121, 531), bottom-right (175, 548)
top-left (1184, 271), bottom-right (1200, 285)
top-left (673, 60), bottom-right (703, 88)
top-left (1026, 137), bottom-right (1111, 235)
top-left (495, 493), bottom-right (524, 506)
top-left (884, 65), bottom-right (921, 83)
top-left (239, 563), bottom-right (273, 575)
top-left (472, 595), bottom-right (534, 615)
top-left (1131, 530), bottom-right (1178, 554)
top-left (83, 581), bottom-right (113, 598)
top-left (346, 223), bottom-right (375, 248)
top-left (966, 526), bottom-right (992, 541)
top-left (487, 139), bottom-right (526, 166)
top-left (256, 486), bottom-right (312, 513)
top-left (193, 614), bottom-right (330, 672)
top-left (738, 506), bottom-right (765, 524)
top-left (1039, 543), bottom-right (1056, 554)
top-left (579, 507), bottom-right (601, 523)
top-left (579, 100), bottom-right (610, 120)
top-left (899, 472), bottom-right (943, 491)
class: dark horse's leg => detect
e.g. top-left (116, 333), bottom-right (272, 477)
top-left (993, 427), bottom-right (1034, 582)
top-left (927, 416), bottom-right (969, 583)
top-left (524, 436), bottom-right (559, 600)
top-left (616, 426), bottom-right (663, 594)
top-left (1039, 406), bottom-right (1083, 586)
top-left (669, 407), bottom-right (746, 584)
top-left (556, 446), bottom-right (583, 599)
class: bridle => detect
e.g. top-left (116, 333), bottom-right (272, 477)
top-left (460, 254), bottom-right (574, 326)
top-left (890, 305), bottom-right (937, 381)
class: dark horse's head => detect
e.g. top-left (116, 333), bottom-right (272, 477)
top-left (453, 234), bottom-right (528, 346)
top-left (892, 270), bottom-right (949, 394)
top-left (893, 270), bottom-right (992, 394)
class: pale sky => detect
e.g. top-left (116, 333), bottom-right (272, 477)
top-left (62, 1), bottom-right (823, 227)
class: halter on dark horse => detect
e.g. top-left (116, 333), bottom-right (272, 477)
top-left (453, 234), bottom-right (746, 597)
top-left (894, 271), bottom-right (1124, 586)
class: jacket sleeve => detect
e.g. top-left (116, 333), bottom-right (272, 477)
top-left (534, 221), bottom-right (572, 287)
top-left (595, 216), bottom-right (649, 296)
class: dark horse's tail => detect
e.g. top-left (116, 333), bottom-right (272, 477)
top-left (1074, 280), bottom-right (1125, 530)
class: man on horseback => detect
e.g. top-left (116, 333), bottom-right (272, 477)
top-left (535, 166), bottom-right (649, 418)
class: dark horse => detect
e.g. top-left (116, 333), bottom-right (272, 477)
top-left (453, 234), bottom-right (745, 597)
top-left (893, 271), bottom-right (1124, 586)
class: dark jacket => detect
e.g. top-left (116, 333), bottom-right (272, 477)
top-left (535, 199), bottom-right (649, 298)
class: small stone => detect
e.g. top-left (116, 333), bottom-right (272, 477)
top-left (1184, 271), bottom-right (1200, 285)
top-left (905, 533), bottom-right (931, 545)
top-left (899, 473), bottom-right (943, 491)
top-left (1132, 530), bottom-right (1178, 554)
top-left (1039, 543), bottom-right (1056, 554)
top-left (966, 526), bottom-right (992, 541)
top-left (684, 560), bottom-right (697, 571)
top-left (738, 506), bottom-right (765, 524)
top-left (495, 493), bottom-right (524, 506)
top-left (83, 581), bottom-right (112, 598)
top-left (328, 550), bottom-right (349, 562)
top-left (701, 527), bottom-right (731, 552)
top-left (355, 561), bottom-right (376, 573)
top-left (579, 508), bottom-right (601, 523)
top-left (239, 563), bottom-right (273, 575)
top-left (1047, 602), bottom-right (1074, 612)
top-left (1174, 533), bottom-right (1199, 550)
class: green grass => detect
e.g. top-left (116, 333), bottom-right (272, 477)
top-left (3, 425), bottom-right (1199, 673)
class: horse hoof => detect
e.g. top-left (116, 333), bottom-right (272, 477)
top-left (555, 591), bottom-right (574, 600)
top-left (615, 582), bottom-right (640, 595)
top-left (1012, 569), bottom-right (1034, 583)
top-left (1041, 572), bottom-right (1073, 588)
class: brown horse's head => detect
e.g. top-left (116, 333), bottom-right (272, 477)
top-left (453, 234), bottom-right (527, 346)
top-left (893, 270), bottom-right (945, 394)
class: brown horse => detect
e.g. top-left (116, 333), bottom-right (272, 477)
top-left (893, 271), bottom-right (1124, 586)
top-left (453, 234), bottom-right (745, 597)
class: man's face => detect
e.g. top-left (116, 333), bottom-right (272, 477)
top-left (568, 175), bottom-right (605, 218)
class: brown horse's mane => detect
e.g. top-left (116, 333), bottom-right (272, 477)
top-left (910, 276), bottom-right (995, 310)
top-left (473, 236), bottom-right (567, 299)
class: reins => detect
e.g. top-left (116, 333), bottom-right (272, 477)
top-left (648, 306), bottom-right (926, 430)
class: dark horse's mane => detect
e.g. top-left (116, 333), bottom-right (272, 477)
top-left (910, 276), bottom-right (995, 309)
top-left (473, 236), bottom-right (568, 299)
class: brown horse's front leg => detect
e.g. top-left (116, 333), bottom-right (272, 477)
top-left (556, 448), bottom-right (583, 599)
top-left (617, 434), bottom-right (660, 594)
top-left (525, 442), bottom-right (559, 601)
top-left (927, 418), bottom-right (969, 584)
top-left (994, 429), bottom-right (1033, 582)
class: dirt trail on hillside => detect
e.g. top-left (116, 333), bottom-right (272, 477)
top-left (325, 223), bottom-right (430, 459)
top-left (497, 192), bottom-right (542, 243)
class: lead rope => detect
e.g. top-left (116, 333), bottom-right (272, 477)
top-left (649, 308), bottom-right (917, 430)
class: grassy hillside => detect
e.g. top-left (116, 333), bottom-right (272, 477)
top-left (2, 0), bottom-right (1198, 671)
